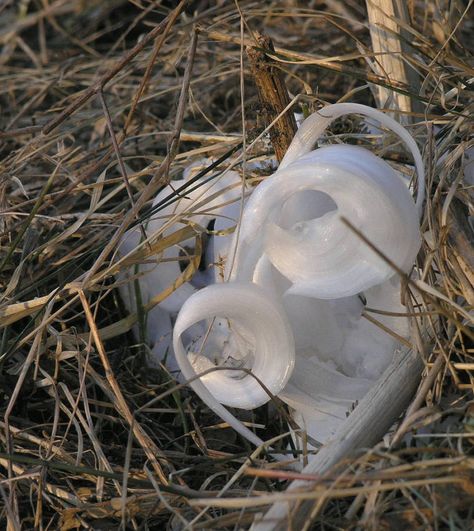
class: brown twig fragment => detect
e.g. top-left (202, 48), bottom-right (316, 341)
top-left (246, 33), bottom-right (297, 162)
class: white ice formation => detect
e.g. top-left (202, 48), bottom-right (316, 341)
top-left (120, 103), bottom-right (425, 448)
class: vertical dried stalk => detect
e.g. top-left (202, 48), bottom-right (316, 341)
top-left (447, 197), bottom-right (474, 301)
top-left (247, 33), bottom-right (297, 162)
top-left (366, 0), bottom-right (418, 120)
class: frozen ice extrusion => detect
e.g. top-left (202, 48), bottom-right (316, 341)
top-left (125, 102), bottom-right (425, 448)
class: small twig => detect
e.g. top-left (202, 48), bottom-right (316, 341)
top-left (361, 311), bottom-right (414, 349)
top-left (0, 451), bottom-right (202, 497)
top-left (0, 125), bottom-right (43, 138)
top-left (165, 28), bottom-right (199, 166)
top-left (121, 423), bottom-right (135, 528)
top-left (190, 477), bottom-right (466, 508)
top-left (247, 33), bottom-right (297, 162)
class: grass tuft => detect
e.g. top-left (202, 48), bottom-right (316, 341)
top-left (0, 0), bottom-right (472, 528)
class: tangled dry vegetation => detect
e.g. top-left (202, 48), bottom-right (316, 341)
top-left (0, 0), bottom-right (473, 529)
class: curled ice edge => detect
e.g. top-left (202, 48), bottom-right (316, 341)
top-left (171, 102), bottom-right (425, 449)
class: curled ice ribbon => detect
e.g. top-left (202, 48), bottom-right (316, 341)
top-left (118, 168), bottom-right (243, 367)
top-left (230, 103), bottom-right (424, 298)
top-left (170, 103), bottom-right (425, 447)
top-left (173, 282), bottom-right (294, 446)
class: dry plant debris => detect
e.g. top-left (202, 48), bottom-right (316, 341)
top-left (0, 0), bottom-right (473, 529)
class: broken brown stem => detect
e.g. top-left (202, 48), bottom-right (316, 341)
top-left (247, 33), bottom-right (297, 162)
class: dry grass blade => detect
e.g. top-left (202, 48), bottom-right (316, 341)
top-left (77, 289), bottom-right (169, 484)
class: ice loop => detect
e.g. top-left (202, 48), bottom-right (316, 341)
top-left (123, 103), bottom-right (425, 449)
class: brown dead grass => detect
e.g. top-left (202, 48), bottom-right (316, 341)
top-left (0, 0), bottom-right (472, 529)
